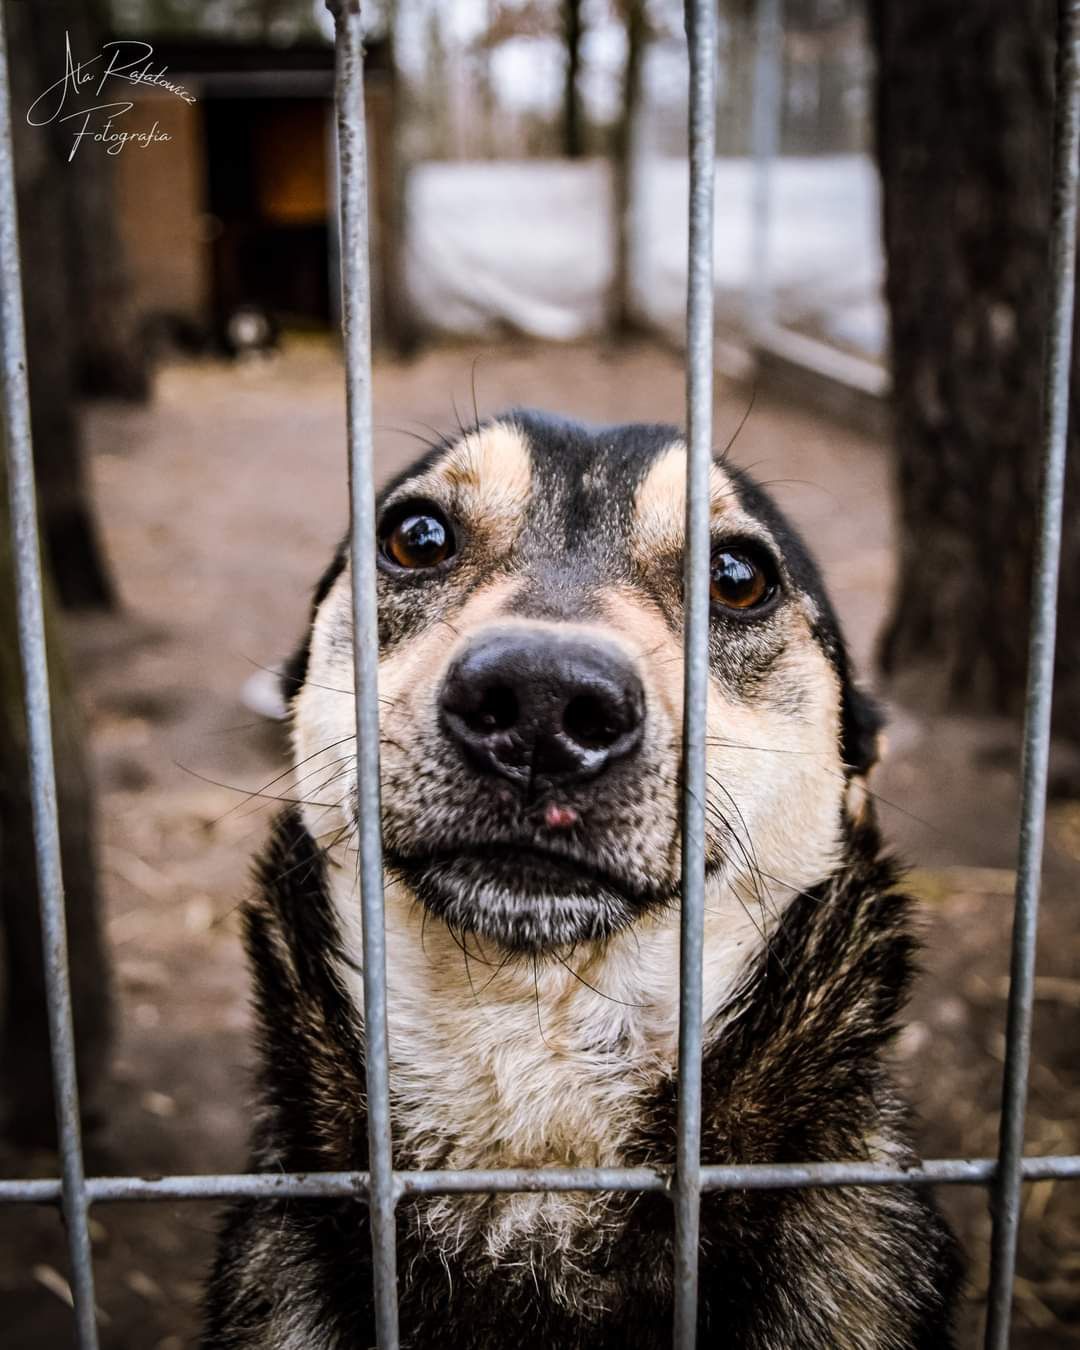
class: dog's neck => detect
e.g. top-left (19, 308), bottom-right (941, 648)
top-left (322, 856), bottom-right (795, 1173)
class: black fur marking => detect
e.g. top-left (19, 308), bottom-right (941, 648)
top-left (500, 411), bottom-right (682, 622)
top-left (279, 535), bottom-right (349, 705)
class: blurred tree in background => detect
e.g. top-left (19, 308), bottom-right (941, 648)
top-left (871, 0), bottom-right (1080, 746)
top-left (110, 0), bottom-right (330, 42)
top-left (610, 0), bottom-right (646, 333)
top-left (0, 459), bottom-right (112, 1148)
top-left (6, 0), bottom-right (148, 610)
top-left (562, 0), bottom-right (585, 157)
top-left (0, 0), bottom-right (129, 1145)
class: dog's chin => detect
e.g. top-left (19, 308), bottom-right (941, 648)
top-left (387, 844), bottom-right (659, 954)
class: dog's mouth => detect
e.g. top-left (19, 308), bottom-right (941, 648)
top-left (385, 840), bottom-right (666, 953)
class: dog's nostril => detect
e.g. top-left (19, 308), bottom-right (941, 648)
top-left (563, 693), bottom-right (623, 750)
top-left (465, 685), bottom-right (518, 735)
top-left (440, 629), bottom-right (644, 785)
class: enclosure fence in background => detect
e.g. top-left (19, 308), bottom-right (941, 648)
top-left (1, 1), bottom-right (1079, 1348)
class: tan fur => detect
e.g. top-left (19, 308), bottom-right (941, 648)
top-left (845, 774), bottom-right (873, 827)
top-left (392, 423), bottom-right (534, 555)
top-left (630, 443), bottom-right (739, 555)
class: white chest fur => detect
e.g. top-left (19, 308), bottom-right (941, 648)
top-left (324, 865), bottom-right (785, 1177)
top-left (323, 863), bottom-right (785, 1287)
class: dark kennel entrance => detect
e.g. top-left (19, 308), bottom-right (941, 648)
top-left (205, 96), bottom-right (333, 338)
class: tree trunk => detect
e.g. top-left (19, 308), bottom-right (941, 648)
top-left (5, 0), bottom-right (142, 609)
top-left (562, 0), bottom-right (585, 159)
top-left (870, 0), bottom-right (1080, 740)
top-left (19, 0), bottom-right (149, 402)
top-left (0, 458), bottom-right (112, 1148)
top-left (61, 2), bottom-right (151, 402)
top-left (368, 17), bottom-right (419, 355)
top-left (609, 0), bottom-right (646, 335)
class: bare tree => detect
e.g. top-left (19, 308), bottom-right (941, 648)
top-left (610, 0), bottom-right (647, 333)
top-left (367, 3), bottom-right (419, 353)
top-left (562, 0), bottom-right (585, 157)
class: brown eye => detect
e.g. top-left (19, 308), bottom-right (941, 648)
top-left (710, 547), bottom-right (775, 612)
top-left (381, 508), bottom-right (455, 570)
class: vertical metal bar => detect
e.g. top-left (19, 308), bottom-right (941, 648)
top-left (0, 7), bottom-right (100, 1348)
top-left (675, 2), bottom-right (716, 1347)
top-left (984, 2), bottom-right (1080, 1345)
top-left (747, 0), bottom-right (782, 340)
top-left (326, 4), bottom-right (400, 1347)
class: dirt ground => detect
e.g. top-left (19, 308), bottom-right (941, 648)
top-left (1, 337), bottom-right (1078, 1348)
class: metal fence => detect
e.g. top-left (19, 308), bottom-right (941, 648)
top-left (1, 1), bottom-right (1079, 1347)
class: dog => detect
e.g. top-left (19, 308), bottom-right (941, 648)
top-left (203, 411), bottom-right (962, 1348)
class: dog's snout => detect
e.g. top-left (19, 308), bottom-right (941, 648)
top-left (439, 629), bottom-right (644, 788)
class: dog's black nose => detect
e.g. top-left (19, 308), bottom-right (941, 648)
top-left (440, 628), bottom-right (645, 788)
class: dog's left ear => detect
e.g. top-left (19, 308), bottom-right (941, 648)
top-left (280, 535), bottom-right (350, 710)
top-left (841, 682), bottom-right (885, 777)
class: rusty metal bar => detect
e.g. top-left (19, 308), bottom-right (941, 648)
top-left (675, 1), bottom-right (717, 1346)
top-left (0, 6), bottom-right (100, 1347)
top-left (984, 2), bottom-right (1080, 1345)
top-left (327, 3), bottom-right (400, 1348)
top-left (3, 1155), bottom-right (1080, 1209)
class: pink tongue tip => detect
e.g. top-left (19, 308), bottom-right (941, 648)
top-left (544, 802), bottom-right (578, 830)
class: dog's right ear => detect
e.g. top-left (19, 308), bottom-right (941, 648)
top-left (281, 537), bottom-right (349, 708)
top-left (841, 681), bottom-right (885, 779)
top-left (840, 681), bottom-right (886, 829)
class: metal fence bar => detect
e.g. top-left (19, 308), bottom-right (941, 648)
top-left (395, 1167), bottom-right (667, 1197)
top-left (4, 1156), bottom-right (1080, 1208)
top-left (675, 2), bottom-right (717, 1347)
top-left (984, 2), bottom-right (1080, 1344)
top-left (0, 9), bottom-right (100, 1349)
top-left (327, 4), bottom-right (400, 1348)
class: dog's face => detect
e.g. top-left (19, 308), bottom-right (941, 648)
top-left (291, 411), bottom-right (879, 956)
